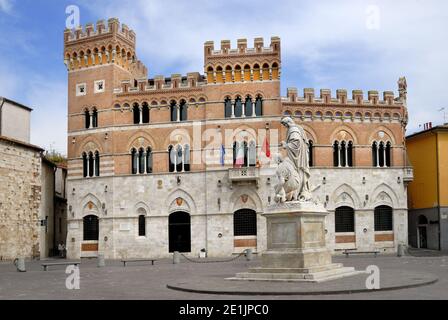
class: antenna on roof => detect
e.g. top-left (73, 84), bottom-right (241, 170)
top-left (438, 107), bottom-right (447, 124)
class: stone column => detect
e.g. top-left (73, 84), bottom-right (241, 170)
top-left (252, 101), bottom-right (256, 117)
top-left (91, 54), bottom-right (96, 66)
top-left (376, 144), bottom-right (380, 168)
top-left (231, 102), bottom-right (235, 118)
top-left (338, 144), bottom-right (342, 168)
top-left (383, 144), bottom-right (387, 167)
top-left (269, 68), bottom-right (273, 80)
top-left (139, 107), bottom-right (143, 125)
top-left (345, 143), bottom-right (349, 168)
top-left (176, 106), bottom-right (180, 122)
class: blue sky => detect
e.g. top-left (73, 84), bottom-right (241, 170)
top-left (1, 0), bottom-right (447, 154)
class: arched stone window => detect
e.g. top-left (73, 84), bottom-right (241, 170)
top-left (138, 214), bottom-right (146, 236)
top-left (234, 209), bottom-right (257, 236)
top-left (82, 152), bottom-right (88, 177)
top-left (234, 97), bottom-right (243, 118)
top-left (138, 148), bottom-right (145, 174)
top-left (131, 148), bottom-right (138, 174)
top-left (168, 145), bottom-right (175, 173)
top-left (142, 102), bottom-right (150, 123)
top-left (84, 109), bottom-right (90, 129)
top-left (168, 145), bottom-right (190, 173)
top-left (179, 100), bottom-right (188, 121)
top-left (372, 141), bottom-right (391, 168)
top-left (308, 140), bottom-right (314, 167)
top-left (94, 151), bottom-right (100, 177)
top-left (333, 140), bottom-right (353, 167)
top-left (248, 141), bottom-right (257, 167)
top-left (83, 215), bottom-right (99, 241)
top-left (146, 147), bottom-right (153, 173)
top-left (88, 152), bottom-right (94, 177)
top-left (133, 103), bottom-right (140, 124)
top-left (335, 206), bottom-right (355, 233)
top-left (184, 145), bottom-right (191, 172)
top-left (244, 96), bottom-right (253, 117)
top-left (255, 96), bottom-right (263, 116)
top-left (92, 108), bottom-right (98, 128)
top-left (374, 206), bottom-right (393, 231)
top-left (170, 101), bottom-right (177, 122)
top-left (224, 97), bottom-right (232, 118)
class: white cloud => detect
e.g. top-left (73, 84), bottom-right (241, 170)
top-left (0, 0), bottom-right (13, 14)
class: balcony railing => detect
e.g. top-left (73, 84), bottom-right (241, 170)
top-left (228, 167), bottom-right (260, 182)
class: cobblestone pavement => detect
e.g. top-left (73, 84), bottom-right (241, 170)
top-left (0, 253), bottom-right (447, 300)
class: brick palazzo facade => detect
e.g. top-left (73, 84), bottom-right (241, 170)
top-left (64, 18), bottom-right (413, 259)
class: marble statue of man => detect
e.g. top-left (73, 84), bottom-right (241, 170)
top-left (280, 116), bottom-right (312, 201)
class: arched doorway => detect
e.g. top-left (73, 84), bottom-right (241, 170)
top-left (233, 209), bottom-right (257, 250)
top-left (169, 211), bottom-right (191, 253)
top-left (82, 215), bottom-right (99, 255)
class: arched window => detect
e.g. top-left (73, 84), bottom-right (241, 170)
top-left (179, 100), bottom-right (188, 121)
top-left (374, 206), bottom-right (393, 231)
top-left (170, 101), bottom-right (177, 122)
top-left (255, 96), bottom-right (263, 116)
top-left (334, 140), bottom-right (353, 167)
top-left (146, 147), bottom-right (153, 173)
top-left (168, 145), bottom-right (175, 173)
top-left (133, 103), bottom-right (140, 124)
top-left (244, 96), bottom-right (253, 117)
top-left (184, 145), bottom-right (191, 172)
top-left (138, 148), bottom-right (145, 174)
top-left (262, 63), bottom-right (270, 80)
top-left (372, 142), bottom-right (378, 167)
top-left (372, 141), bottom-right (391, 168)
top-left (92, 108), bottom-right (98, 128)
top-left (88, 152), bottom-right (94, 177)
top-left (94, 151), bottom-right (100, 177)
top-left (248, 141), bottom-right (256, 167)
top-left (234, 97), bottom-right (242, 118)
top-left (131, 148), bottom-right (138, 174)
top-left (85, 109), bottom-right (90, 129)
top-left (224, 97), bottom-right (232, 118)
top-left (335, 206), bottom-right (355, 233)
top-left (308, 140), bottom-right (314, 167)
top-left (138, 215), bottom-right (146, 236)
top-left (82, 152), bottom-right (88, 177)
top-left (234, 209), bottom-right (257, 236)
top-left (333, 141), bottom-right (339, 167)
top-left (176, 145), bottom-right (183, 172)
top-left (142, 102), bottom-right (150, 123)
top-left (83, 215), bottom-right (99, 241)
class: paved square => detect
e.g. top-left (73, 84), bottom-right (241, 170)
top-left (0, 254), bottom-right (447, 300)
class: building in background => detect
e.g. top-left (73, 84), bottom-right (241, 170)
top-left (407, 125), bottom-right (448, 251)
top-left (0, 97), bottom-right (67, 261)
top-left (64, 18), bottom-right (413, 259)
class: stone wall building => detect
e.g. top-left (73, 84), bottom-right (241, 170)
top-left (0, 97), bottom-right (68, 261)
top-left (64, 18), bottom-right (413, 259)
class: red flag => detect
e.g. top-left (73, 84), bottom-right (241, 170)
top-left (262, 136), bottom-right (271, 158)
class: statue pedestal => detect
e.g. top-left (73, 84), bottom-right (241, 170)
top-left (229, 201), bottom-right (360, 282)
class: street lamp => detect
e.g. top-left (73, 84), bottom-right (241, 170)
top-left (438, 107), bottom-right (447, 124)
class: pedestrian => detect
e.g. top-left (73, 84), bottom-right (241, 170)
top-left (58, 242), bottom-right (64, 258)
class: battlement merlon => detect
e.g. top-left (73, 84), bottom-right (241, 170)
top-left (64, 18), bottom-right (136, 47)
top-left (284, 80), bottom-right (408, 106)
top-left (204, 36), bottom-right (281, 60)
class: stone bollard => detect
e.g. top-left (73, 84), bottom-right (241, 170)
top-left (14, 257), bottom-right (26, 272)
top-left (173, 251), bottom-right (180, 264)
top-left (397, 244), bottom-right (404, 257)
top-left (97, 254), bottom-right (105, 267)
top-left (245, 249), bottom-right (253, 261)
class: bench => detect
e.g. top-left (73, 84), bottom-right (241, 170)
top-left (41, 261), bottom-right (81, 271)
top-left (343, 250), bottom-right (379, 258)
top-left (121, 259), bottom-right (158, 267)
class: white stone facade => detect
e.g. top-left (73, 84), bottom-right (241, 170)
top-left (66, 167), bottom-right (409, 259)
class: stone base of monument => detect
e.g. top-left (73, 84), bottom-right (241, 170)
top-left (228, 201), bottom-right (361, 283)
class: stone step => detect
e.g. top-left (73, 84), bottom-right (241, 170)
top-left (248, 263), bottom-right (344, 274)
top-left (231, 267), bottom-right (362, 283)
